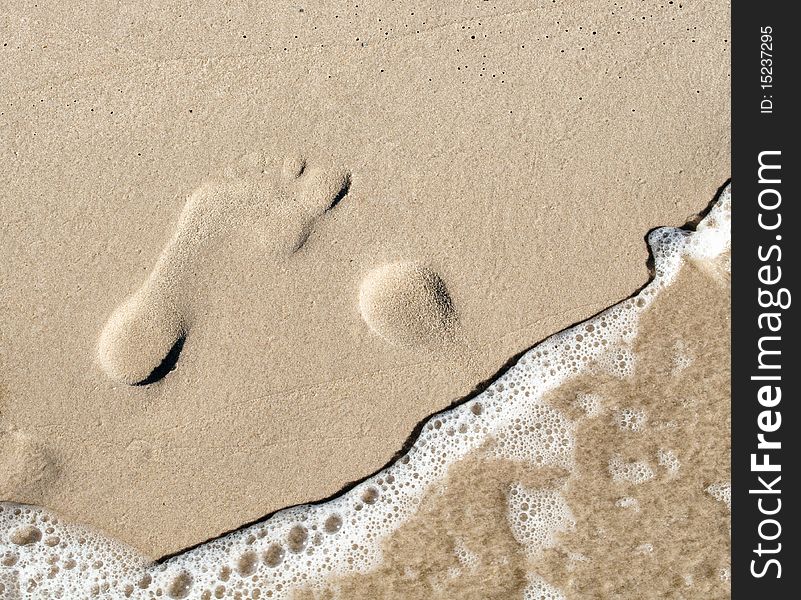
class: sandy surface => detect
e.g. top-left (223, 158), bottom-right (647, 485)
top-left (0, 0), bottom-right (729, 558)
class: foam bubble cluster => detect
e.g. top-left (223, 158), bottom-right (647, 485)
top-left (613, 408), bottom-right (647, 432)
top-left (671, 339), bottom-right (693, 373)
top-left (490, 403), bottom-right (573, 467)
top-left (523, 574), bottom-right (566, 600)
top-left (657, 448), bottom-right (681, 475)
top-left (686, 185), bottom-right (731, 262)
top-left (0, 504), bottom-right (148, 599)
top-left (0, 185), bottom-right (731, 598)
top-left (608, 455), bottom-right (656, 485)
top-left (507, 485), bottom-right (575, 558)
top-left (452, 539), bottom-right (479, 572)
top-left (615, 496), bottom-right (641, 512)
top-left (705, 482), bottom-right (731, 510)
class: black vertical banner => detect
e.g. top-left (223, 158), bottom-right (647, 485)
top-left (732, 1), bottom-right (798, 598)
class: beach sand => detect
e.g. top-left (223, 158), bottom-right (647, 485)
top-left (1, 0), bottom-right (729, 579)
top-left (302, 249), bottom-right (730, 599)
top-left (0, 199), bottom-right (731, 598)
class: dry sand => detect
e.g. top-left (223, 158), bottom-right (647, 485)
top-left (1, 0), bottom-right (729, 561)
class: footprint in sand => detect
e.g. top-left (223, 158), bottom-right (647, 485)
top-left (0, 428), bottom-right (57, 505)
top-left (97, 152), bottom-right (351, 386)
top-left (358, 262), bottom-right (458, 349)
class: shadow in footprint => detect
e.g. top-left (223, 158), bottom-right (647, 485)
top-left (325, 172), bottom-right (351, 212)
top-left (134, 335), bottom-right (185, 386)
top-left (291, 170), bottom-right (352, 254)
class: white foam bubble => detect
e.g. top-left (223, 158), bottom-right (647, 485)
top-left (0, 184), bottom-right (732, 598)
top-left (671, 339), bottom-right (693, 374)
top-left (490, 403), bottom-right (573, 467)
top-left (613, 408), bottom-right (648, 432)
top-left (592, 346), bottom-right (637, 378)
top-left (657, 448), bottom-right (681, 475)
top-left (453, 538), bottom-right (479, 572)
top-left (634, 542), bottom-right (654, 555)
top-left (0, 504), bottom-right (148, 599)
top-left (615, 497), bottom-right (641, 512)
top-left (705, 482), bottom-right (731, 510)
top-left (523, 574), bottom-right (566, 600)
top-left (609, 455), bottom-right (655, 485)
top-left (686, 186), bottom-right (731, 263)
top-left (507, 484), bottom-right (575, 558)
